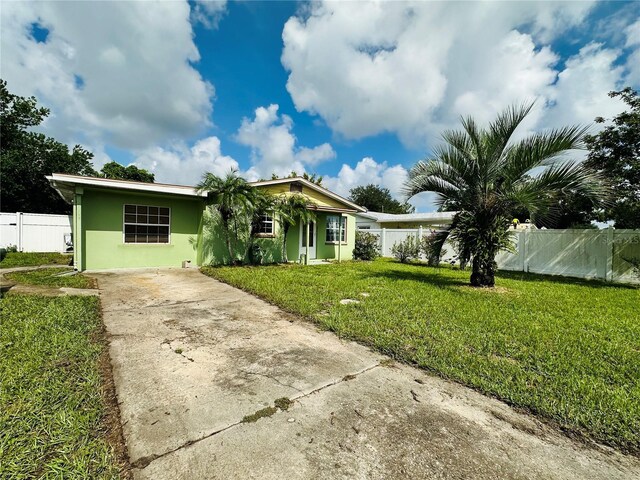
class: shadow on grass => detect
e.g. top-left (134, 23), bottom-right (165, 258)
top-left (372, 260), bottom-right (639, 291)
top-left (496, 270), bottom-right (639, 290)
top-left (364, 265), bottom-right (469, 290)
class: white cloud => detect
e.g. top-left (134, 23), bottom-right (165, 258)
top-left (545, 43), bottom-right (627, 130)
top-left (1, 1), bottom-right (213, 150)
top-left (282, 1), bottom-right (637, 147)
top-left (624, 19), bottom-right (640, 86)
top-left (133, 136), bottom-right (239, 186)
top-left (236, 104), bottom-right (335, 178)
top-left (191, 0), bottom-right (228, 29)
top-left (323, 157), bottom-right (403, 198)
top-left (322, 156), bottom-right (439, 211)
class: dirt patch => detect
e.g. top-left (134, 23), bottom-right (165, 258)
top-left (95, 305), bottom-right (132, 479)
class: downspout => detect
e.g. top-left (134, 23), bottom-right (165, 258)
top-left (74, 187), bottom-right (84, 271)
top-left (338, 215), bottom-right (343, 263)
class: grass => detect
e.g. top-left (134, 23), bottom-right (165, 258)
top-left (0, 251), bottom-right (72, 269)
top-left (202, 259), bottom-right (640, 454)
top-left (0, 294), bottom-right (122, 479)
top-left (4, 268), bottom-right (96, 289)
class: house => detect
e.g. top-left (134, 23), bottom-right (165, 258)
top-left (46, 174), bottom-right (366, 271)
top-left (355, 211), bottom-right (455, 229)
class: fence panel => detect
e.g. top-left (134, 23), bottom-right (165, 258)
top-left (612, 230), bottom-right (640, 284)
top-left (0, 212), bottom-right (72, 252)
top-left (525, 229), bottom-right (609, 279)
top-left (364, 226), bottom-right (640, 284)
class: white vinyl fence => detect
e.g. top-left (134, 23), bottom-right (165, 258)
top-left (0, 212), bottom-right (73, 253)
top-left (364, 227), bottom-right (640, 284)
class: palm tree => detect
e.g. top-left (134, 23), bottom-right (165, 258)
top-left (197, 170), bottom-right (260, 265)
top-left (404, 103), bottom-right (606, 287)
top-left (275, 193), bottom-right (316, 262)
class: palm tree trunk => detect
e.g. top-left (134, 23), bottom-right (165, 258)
top-left (470, 255), bottom-right (496, 287)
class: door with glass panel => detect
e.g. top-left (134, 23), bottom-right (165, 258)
top-left (299, 221), bottom-right (316, 259)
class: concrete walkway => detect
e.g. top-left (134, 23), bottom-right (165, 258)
top-left (95, 268), bottom-right (640, 480)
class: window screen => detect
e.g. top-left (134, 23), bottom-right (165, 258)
top-left (123, 204), bottom-right (170, 243)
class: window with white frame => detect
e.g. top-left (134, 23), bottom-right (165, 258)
top-left (325, 215), bottom-right (346, 243)
top-left (123, 204), bottom-right (170, 244)
top-left (256, 213), bottom-right (274, 235)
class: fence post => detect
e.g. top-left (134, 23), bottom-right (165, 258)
top-left (605, 226), bottom-right (614, 282)
top-left (522, 229), bottom-right (529, 273)
top-left (16, 212), bottom-right (23, 252)
top-left (381, 228), bottom-right (387, 256)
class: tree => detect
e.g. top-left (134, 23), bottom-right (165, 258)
top-left (584, 88), bottom-right (640, 228)
top-left (275, 193), bottom-right (316, 262)
top-left (99, 161), bottom-right (154, 183)
top-left (197, 170), bottom-right (261, 264)
top-left (349, 184), bottom-right (415, 214)
top-left (405, 103), bottom-right (605, 287)
top-left (267, 171), bottom-right (324, 185)
top-left (0, 79), bottom-right (96, 213)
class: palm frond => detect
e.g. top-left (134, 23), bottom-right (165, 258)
top-left (501, 125), bottom-right (589, 186)
top-left (404, 160), bottom-right (462, 202)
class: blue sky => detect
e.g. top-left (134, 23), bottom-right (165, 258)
top-left (2, 1), bottom-right (639, 211)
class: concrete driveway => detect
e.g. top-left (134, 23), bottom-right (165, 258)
top-left (96, 268), bottom-right (640, 480)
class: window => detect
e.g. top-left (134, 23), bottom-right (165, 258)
top-left (289, 183), bottom-right (303, 193)
top-left (256, 213), bottom-right (274, 235)
top-left (123, 204), bottom-right (170, 244)
top-left (326, 215), bottom-right (346, 243)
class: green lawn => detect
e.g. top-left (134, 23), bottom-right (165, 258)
top-left (0, 294), bottom-right (123, 479)
top-left (0, 251), bottom-right (72, 269)
top-left (202, 259), bottom-right (640, 453)
top-left (4, 267), bottom-right (96, 289)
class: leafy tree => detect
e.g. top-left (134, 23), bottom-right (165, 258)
top-left (405, 104), bottom-right (605, 287)
top-left (99, 161), bottom-right (154, 183)
top-left (348, 184), bottom-right (415, 214)
top-left (274, 193), bottom-right (316, 262)
top-left (197, 170), bottom-right (261, 264)
top-left (0, 79), bottom-right (95, 213)
top-left (267, 171), bottom-right (324, 185)
top-left (584, 88), bottom-right (640, 228)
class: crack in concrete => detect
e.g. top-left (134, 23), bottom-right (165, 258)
top-left (132, 361), bottom-right (382, 472)
top-left (290, 363), bottom-right (381, 402)
top-left (240, 369), bottom-right (305, 394)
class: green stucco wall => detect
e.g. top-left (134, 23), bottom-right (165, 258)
top-left (78, 187), bottom-right (203, 270)
top-left (74, 186), bottom-right (357, 270)
top-left (196, 210), bottom-right (356, 266)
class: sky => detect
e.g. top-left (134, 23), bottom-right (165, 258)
top-left (1, 0), bottom-right (639, 211)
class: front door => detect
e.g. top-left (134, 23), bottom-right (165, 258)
top-left (299, 221), bottom-right (317, 260)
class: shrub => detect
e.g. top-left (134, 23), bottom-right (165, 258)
top-left (391, 235), bottom-right (420, 263)
top-left (353, 231), bottom-right (380, 261)
top-left (420, 233), bottom-right (447, 267)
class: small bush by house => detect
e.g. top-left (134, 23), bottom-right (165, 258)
top-left (353, 231), bottom-right (380, 261)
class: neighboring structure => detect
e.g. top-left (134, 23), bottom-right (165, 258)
top-left (355, 211), bottom-right (455, 229)
top-left (0, 212), bottom-right (72, 252)
top-left (46, 174), bottom-right (365, 271)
